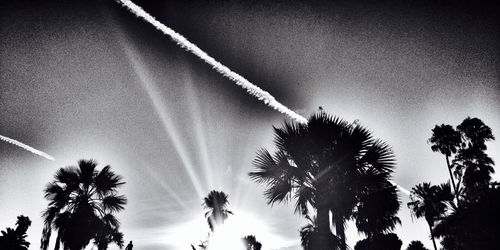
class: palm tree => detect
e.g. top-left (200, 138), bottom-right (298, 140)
top-left (406, 240), bottom-right (429, 250)
top-left (407, 183), bottom-right (453, 250)
top-left (249, 112), bottom-right (398, 250)
top-left (0, 215), bottom-right (32, 250)
top-left (242, 235), bottom-right (262, 250)
top-left (41, 159), bottom-right (127, 250)
top-left (203, 190), bottom-right (233, 231)
top-left (429, 124), bottom-right (461, 200)
top-left (456, 117), bottom-right (494, 151)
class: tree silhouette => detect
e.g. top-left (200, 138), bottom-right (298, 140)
top-left (203, 190), bottom-right (233, 232)
top-left (433, 184), bottom-right (500, 250)
top-left (249, 112), bottom-right (399, 250)
top-left (453, 117), bottom-right (495, 202)
top-left (354, 233), bottom-right (402, 250)
top-left (0, 215), bottom-right (32, 250)
top-left (41, 159), bottom-right (127, 250)
top-left (299, 215), bottom-right (339, 250)
top-left (242, 235), bottom-right (262, 250)
top-left (407, 183), bottom-right (453, 250)
top-left (406, 240), bottom-right (428, 250)
top-left (429, 124), bottom-right (461, 201)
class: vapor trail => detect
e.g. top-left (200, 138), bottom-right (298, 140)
top-left (114, 0), bottom-right (308, 124)
top-left (389, 180), bottom-right (411, 196)
top-left (0, 134), bottom-right (55, 161)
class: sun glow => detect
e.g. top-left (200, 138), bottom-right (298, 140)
top-left (164, 210), bottom-right (296, 250)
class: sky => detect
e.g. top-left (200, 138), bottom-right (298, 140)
top-left (1, 0), bottom-right (499, 250)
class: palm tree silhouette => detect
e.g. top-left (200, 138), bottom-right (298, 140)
top-left (429, 124), bottom-right (461, 201)
top-left (242, 235), bottom-right (262, 250)
top-left (41, 159), bottom-right (127, 250)
top-left (407, 183), bottom-right (453, 250)
top-left (299, 215), bottom-right (339, 250)
top-left (406, 240), bottom-right (429, 250)
top-left (0, 215), bottom-right (32, 250)
top-left (456, 117), bottom-right (495, 150)
top-left (249, 112), bottom-right (399, 250)
top-left (203, 190), bottom-right (233, 232)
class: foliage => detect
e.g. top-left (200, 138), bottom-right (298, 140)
top-left (0, 215), bottom-right (32, 250)
top-left (203, 190), bottom-right (233, 231)
top-left (242, 235), bottom-right (262, 250)
top-left (250, 112), bottom-right (400, 250)
top-left (406, 240), bottom-right (428, 250)
top-left (354, 233), bottom-right (402, 250)
top-left (41, 159), bottom-right (127, 250)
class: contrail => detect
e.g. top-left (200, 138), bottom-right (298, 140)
top-left (115, 0), bottom-right (413, 197)
top-left (389, 180), bottom-right (411, 196)
top-left (114, 0), bottom-right (308, 125)
top-left (0, 134), bottom-right (55, 161)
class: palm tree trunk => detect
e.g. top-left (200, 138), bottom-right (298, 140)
top-left (428, 222), bottom-right (438, 250)
top-left (54, 231), bottom-right (61, 250)
top-left (316, 206), bottom-right (331, 250)
top-left (333, 213), bottom-right (346, 250)
top-left (445, 155), bottom-right (459, 204)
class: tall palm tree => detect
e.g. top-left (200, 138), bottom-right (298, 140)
top-left (429, 124), bottom-right (461, 200)
top-left (407, 183), bottom-right (453, 250)
top-left (41, 159), bottom-right (127, 250)
top-left (203, 190), bottom-right (233, 231)
top-left (0, 215), bottom-right (32, 250)
top-left (249, 112), bottom-right (398, 250)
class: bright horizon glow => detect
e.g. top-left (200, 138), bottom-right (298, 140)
top-left (163, 211), bottom-right (297, 250)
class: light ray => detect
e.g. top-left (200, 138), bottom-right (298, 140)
top-left (184, 75), bottom-right (215, 189)
top-left (123, 46), bottom-right (205, 199)
top-left (390, 180), bottom-right (411, 196)
top-left (114, 0), bottom-right (308, 124)
top-left (0, 134), bottom-right (55, 161)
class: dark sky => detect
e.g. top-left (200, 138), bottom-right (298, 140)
top-left (1, 0), bottom-right (499, 249)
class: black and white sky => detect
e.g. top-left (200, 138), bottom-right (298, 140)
top-left (1, 0), bottom-right (499, 250)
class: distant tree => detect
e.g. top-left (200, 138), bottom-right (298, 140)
top-left (406, 240), bottom-right (428, 250)
top-left (250, 112), bottom-right (399, 250)
top-left (41, 159), bottom-right (127, 250)
top-left (354, 233), bottom-right (402, 250)
top-left (434, 185), bottom-right (500, 250)
top-left (94, 214), bottom-right (125, 250)
top-left (299, 215), bottom-right (339, 250)
top-left (203, 190), bottom-right (233, 232)
top-left (242, 235), bottom-right (262, 250)
top-left (453, 117), bottom-right (495, 202)
top-left (0, 215), bottom-right (32, 250)
top-left (429, 124), bottom-right (461, 201)
top-left (407, 182), bottom-right (453, 250)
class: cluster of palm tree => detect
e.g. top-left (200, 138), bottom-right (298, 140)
top-left (41, 159), bottom-right (127, 250)
top-left (249, 112), bottom-right (401, 250)
top-left (0, 215), bottom-right (32, 250)
top-left (407, 117), bottom-right (497, 250)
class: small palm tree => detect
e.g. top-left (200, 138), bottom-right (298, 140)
top-left (0, 215), bottom-right (32, 250)
top-left (429, 124), bottom-right (461, 200)
top-left (406, 240), bottom-right (429, 250)
top-left (299, 215), bottom-right (339, 250)
top-left (203, 190), bottom-right (233, 231)
top-left (456, 117), bottom-right (494, 150)
top-left (242, 235), bottom-right (262, 250)
top-left (407, 183), bottom-right (453, 250)
top-left (41, 159), bottom-right (127, 250)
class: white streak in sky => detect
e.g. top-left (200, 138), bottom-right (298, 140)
top-left (114, 0), bottom-right (308, 125)
top-left (0, 134), bottom-right (55, 161)
top-left (390, 180), bottom-right (411, 196)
